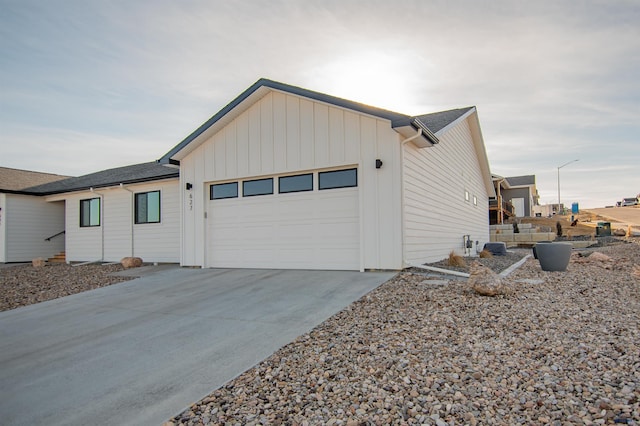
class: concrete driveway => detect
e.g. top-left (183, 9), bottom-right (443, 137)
top-left (0, 268), bottom-right (395, 425)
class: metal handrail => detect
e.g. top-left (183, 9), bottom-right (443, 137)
top-left (44, 230), bottom-right (65, 241)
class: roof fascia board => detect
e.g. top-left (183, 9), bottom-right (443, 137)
top-left (0, 189), bottom-right (43, 196)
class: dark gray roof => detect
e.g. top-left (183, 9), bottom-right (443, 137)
top-left (21, 162), bottom-right (179, 195)
top-left (505, 175), bottom-right (535, 186)
top-left (416, 107), bottom-right (475, 134)
top-left (159, 78), bottom-right (472, 164)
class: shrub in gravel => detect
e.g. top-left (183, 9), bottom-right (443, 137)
top-left (447, 251), bottom-right (466, 267)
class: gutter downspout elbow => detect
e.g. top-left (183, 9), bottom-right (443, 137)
top-left (401, 128), bottom-right (423, 145)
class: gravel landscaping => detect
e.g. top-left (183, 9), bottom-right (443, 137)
top-left (0, 262), bottom-right (132, 312)
top-left (167, 240), bottom-right (640, 426)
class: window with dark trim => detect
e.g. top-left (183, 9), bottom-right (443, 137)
top-left (279, 173), bottom-right (313, 193)
top-left (135, 191), bottom-right (160, 224)
top-left (211, 182), bottom-right (238, 200)
top-left (80, 197), bottom-right (100, 227)
top-left (243, 178), bottom-right (273, 197)
top-left (319, 168), bottom-right (357, 190)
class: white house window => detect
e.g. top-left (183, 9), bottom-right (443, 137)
top-left (319, 168), bottom-right (357, 190)
top-left (473, 195), bottom-right (478, 206)
top-left (464, 190), bottom-right (470, 202)
top-left (135, 191), bottom-right (160, 224)
top-left (243, 178), bottom-right (273, 197)
top-left (211, 182), bottom-right (238, 200)
top-left (80, 197), bottom-right (100, 227)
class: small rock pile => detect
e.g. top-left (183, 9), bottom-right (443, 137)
top-left (168, 242), bottom-right (640, 426)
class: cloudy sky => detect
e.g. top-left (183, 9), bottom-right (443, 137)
top-left (1, 0), bottom-right (638, 208)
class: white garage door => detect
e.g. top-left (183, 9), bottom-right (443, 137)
top-left (206, 170), bottom-right (360, 270)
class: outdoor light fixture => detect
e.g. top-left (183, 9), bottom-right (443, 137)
top-left (557, 159), bottom-right (579, 214)
top-left (185, 183), bottom-right (193, 190)
top-left (375, 159), bottom-right (383, 169)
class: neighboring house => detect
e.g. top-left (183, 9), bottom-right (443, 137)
top-left (158, 78), bottom-right (495, 271)
top-left (490, 174), bottom-right (539, 222)
top-left (0, 167), bottom-right (70, 263)
top-left (6, 162), bottom-right (180, 263)
top-left (490, 175), bottom-right (515, 225)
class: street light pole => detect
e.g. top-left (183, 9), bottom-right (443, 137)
top-left (557, 159), bottom-right (579, 215)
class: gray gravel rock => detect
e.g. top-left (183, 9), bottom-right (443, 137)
top-left (169, 242), bottom-right (640, 425)
top-left (0, 263), bottom-right (131, 311)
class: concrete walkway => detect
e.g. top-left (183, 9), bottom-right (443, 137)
top-left (0, 268), bottom-right (395, 425)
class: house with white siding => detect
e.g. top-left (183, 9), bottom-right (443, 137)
top-left (0, 167), bottom-right (70, 263)
top-left (4, 163), bottom-right (180, 264)
top-left (3, 79), bottom-right (495, 270)
top-left (158, 79), bottom-right (495, 271)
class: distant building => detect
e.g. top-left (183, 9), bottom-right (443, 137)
top-left (490, 174), bottom-right (539, 224)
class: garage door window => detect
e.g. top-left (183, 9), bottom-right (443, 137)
top-left (243, 178), bottom-right (273, 197)
top-left (319, 168), bottom-right (357, 190)
top-left (211, 182), bottom-right (238, 200)
top-left (279, 173), bottom-right (313, 193)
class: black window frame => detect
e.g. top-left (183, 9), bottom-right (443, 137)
top-left (318, 168), bottom-right (358, 190)
top-left (210, 182), bottom-right (239, 200)
top-left (134, 190), bottom-right (161, 224)
top-left (278, 173), bottom-right (313, 194)
top-left (79, 197), bottom-right (100, 227)
top-left (243, 178), bottom-right (273, 197)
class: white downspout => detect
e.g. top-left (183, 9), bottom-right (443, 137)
top-left (89, 187), bottom-right (105, 262)
top-left (120, 183), bottom-right (135, 257)
top-left (400, 128), bottom-right (423, 268)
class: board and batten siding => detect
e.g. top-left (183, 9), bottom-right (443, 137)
top-left (61, 179), bottom-right (180, 263)
top-left (403, 116), bottom-right (490, 264)
top-left (1, 194), bottom-right (65, 262)
top-left (180, 90), bottom-right (403, 270)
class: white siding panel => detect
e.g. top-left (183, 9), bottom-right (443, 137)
top-left (329, 108), bottom-right (345, 164)
top-left (273, 92), bottom-right (287, 172)
top-left (260, 95), bottom-right (274, 174)
top-left (2, 195), bottom-right (65, 262)
top-left (225, 122), bottom-right (238, 177)
top-left (344, 111), bottom-right (360, 163)
top-left (403, 117), bottom-right (490, 264)
top-left (103, 190), bottom-right (130, 261)
top-left (236, 112), bottom-right (250, 177)
top-left (181, 155), bottom-right (197, 265)
top-left (286, 96), bottom-right (300, 169)
top-left (299, 99), bottom-right (315, 169)
top-left (132, 180), bottom-right (180, 263)
top-left (313, 103), bottom-right (330, 166)
top-left (65, 193), bottom-right (102, 262)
